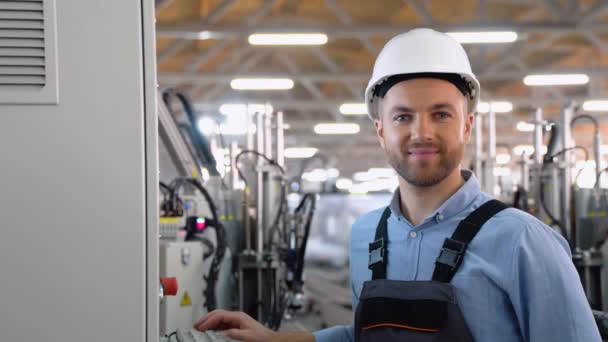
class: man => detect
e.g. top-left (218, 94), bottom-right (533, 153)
top-left (194, 28), bottom-right (601, 341)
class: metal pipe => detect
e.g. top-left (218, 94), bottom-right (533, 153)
top-left (264, 110), bottom-right (273, 160)
top-left (520, 154), bottom-right (530, 192)
top-left (533, 108), bottom-right (544, 165)
top-left (533, 108), bottom-right (543, 209)
top-left (247, 112), bottom-right (254, 152)
top-left (561, 103), bottom-right (574, 243)
top-left (276, 111), bottom-right (285, 168)
top-left (256, 112), bottom-right (265, 256)
top-left (484, 109), bottom-right (496, 195)
top-left (594, 130), bottom-right (602, 189)
top-left (255, 112), bottom-right (265, 320)
top-left (474, 113), bottom-right (483, 185)
top-left (230, 141), bottom-right (237, 190)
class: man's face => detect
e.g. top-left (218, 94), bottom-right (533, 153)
top-left (374, 78), bottom-right (473, 187)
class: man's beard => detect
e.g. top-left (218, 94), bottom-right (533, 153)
top-left (386, 142), bottom-right (462, 187)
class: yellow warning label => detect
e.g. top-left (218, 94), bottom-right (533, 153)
top-left (180, 291), bottom-right (192, 307)
top-left (160, 217), bottom-right (182, 224)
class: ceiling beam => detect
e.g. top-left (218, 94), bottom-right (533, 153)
top-left (193, 95), bottom-right (605, 112)
top-left (157, 22), bottom-right (608, 39)
top-left (581, 0), bottom-right (608, 24)
top-left (158, 39), bottom-right (192, 64)
top-left (403, 0), bottom-right (435, 25)
top-left (276, 52), bottom-right (343, 121)
top-left (159, 67), bottom-right (608, 84)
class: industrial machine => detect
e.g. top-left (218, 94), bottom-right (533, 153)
top-left (157, 90), bottom-right (315, 339)
top-left (474, 102), bottom-right (608, 336)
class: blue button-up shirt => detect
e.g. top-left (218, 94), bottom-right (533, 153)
top-left (313, 170), bottom-right (600, 341)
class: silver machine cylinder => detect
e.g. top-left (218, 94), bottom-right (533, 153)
top-left (520, 153), bottom-right (530, 192)
top-left (484, 109), bottom-right (496, 195)
top-left (255, 110), bottom-right (265, 320)
top-left (593, 129), bottom-right (602, 203)
top-left (276, 111), bottom-right (285, 168)
top-left (532, 108), bottom-right (544, 212)
top-left (561, 103), bottom-right (575, 243)
top-left (256, 111), bottom-right (265, 256)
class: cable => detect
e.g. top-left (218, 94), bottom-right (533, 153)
top-left (595, 167), bottom-right (608, 188)
top-left (540, 146), bottom-right (589, 247)
top-left (171, 177), bottom-right (226, 311)
top-left (159, 181), bottom-right (172, 195)
top-left (162, 90), bottom-right (220, 176)
top-left (234, 150), bottom-right (285, 186)
top-left (294, 193), bottom-right (316, 287)
top-left (571, 114), bottom-right (599, 134)
top-left (512, 186), bottom-right (529, 212)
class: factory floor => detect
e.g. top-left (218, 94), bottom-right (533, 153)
top-left (279, 265), bottom-right (353, 334)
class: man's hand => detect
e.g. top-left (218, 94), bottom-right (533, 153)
top-left (193, 310), bottom-right (315, 342)
top-left (193, 309), bottom-right (277, 342)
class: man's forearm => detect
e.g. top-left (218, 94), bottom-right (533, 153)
top-left (273, 331), bottom-right (315, 342)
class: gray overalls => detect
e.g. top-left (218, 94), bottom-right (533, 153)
top-left (354, 200), bottom-right (507, 342)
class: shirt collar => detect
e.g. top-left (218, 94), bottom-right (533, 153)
top-left (389, 170), bottom-right (482, 224)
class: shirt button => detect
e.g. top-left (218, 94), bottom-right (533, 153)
top-left (437, 214), bottom-right (444, 222)
top-left (409, 231), bottom-right (417, 238)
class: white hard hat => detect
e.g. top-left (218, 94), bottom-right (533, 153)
top-left (365, 28), bottom-right (480, 120)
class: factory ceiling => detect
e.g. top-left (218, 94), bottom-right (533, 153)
top-left (155, 0), bottom-right (608, 178)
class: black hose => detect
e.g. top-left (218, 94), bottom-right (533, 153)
top-left (234, 150), bottom-right (285, 186)
top-left (571, 114), bottom-right (599, 134)
top-left (294, 193), bottom-right (316, 286)
top-left (162, 90), bottom-right (220, 176)
top-left (544, 121), bottom-right (560, 163)
top-left (512, 186), bottom-right (529, 212)
top-left (539, 146), bottom-right (589, 248)
top-left (171, 177), bottom-right (226, 311)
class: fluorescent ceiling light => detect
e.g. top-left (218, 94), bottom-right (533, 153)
top-left (493, 167), bottom-right (512, 177)
top-left (367, 168), bottom-right (396, 178)
top-left (248, 33), bottom-right (328, 45)
top-left (198, 31), bottom-right (212, 40)
top-left (198, 117), bottom-right (219, 135)
top-left (198, 117), bottom-right (256, 136)
top-left (523, 74), bottom-right (589, 86)
top-left (447, 31), bottom-right (517, 44)
top-left (349, 183), bottom-right (369, 195)
top-left (336, 178), bottom-right (353, 190)
top-left (583, 100), bottom-right (608, 112)
top-left (353, 171), bottom-right (375, 182)
top-left (513, 144), bottom-right (547, 156)
top-left (327, 168), bottom-right (340, 178)
top-left (314, 123), bottom-right (360, 135)
top-left (339, 103), bottom-right (367, 115)
top-left (284, 147), bottom-right (318, 159)
top-left (219, 103), bottom-right (273, 115)
top-left (230, 78), bottom-right (294, 90)
top-left (516, 121), bottom-right (535, 132)
top-left (477, 101), bottom-right (513, 113)
top-left (496, 153), bottom-right (511, 165)
top-left (302, 168), bottom-right (328, 182)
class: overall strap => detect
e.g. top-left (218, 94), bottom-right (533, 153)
top-left (432, 200), bottom-right (508, 283)
top-left (368, 207), bottom-right (392, 280)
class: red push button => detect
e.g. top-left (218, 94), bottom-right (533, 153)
top-left (160, 277), bottom-right (178, 296)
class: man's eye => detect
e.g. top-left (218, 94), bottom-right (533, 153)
top-left (435, 112), bottom-right (451, 119)
top-left (394, 114), bottom-right (411, 122)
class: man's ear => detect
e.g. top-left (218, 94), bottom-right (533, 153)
top-left (374, 117), bottom-right (385, 149)
top-left (464, 111), bottom-right (474, 144)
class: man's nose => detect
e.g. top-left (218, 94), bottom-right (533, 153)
top-left (411, 115), bottom-right (434, 141)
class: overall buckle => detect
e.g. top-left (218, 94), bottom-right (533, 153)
top-left (436, 238), bottom-right (467, 270)
top-left (368, 238), bottom-right (385, 269)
